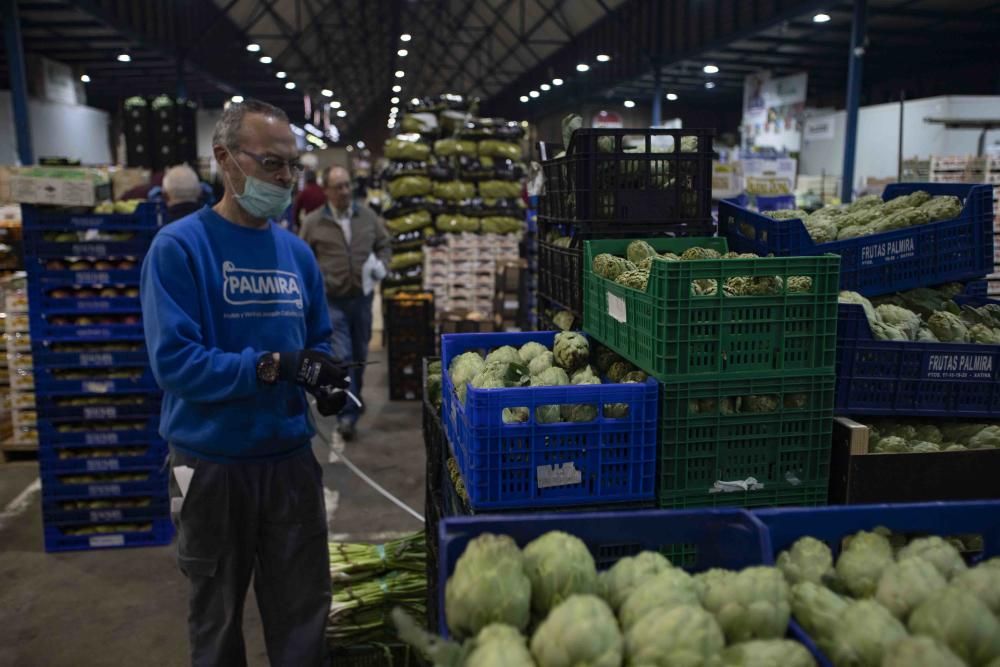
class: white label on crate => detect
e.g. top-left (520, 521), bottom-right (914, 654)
top-left (79, 353), bottom-right (113, 366)
top-left (86, 459), bottom-right (120, 472)
top-left (83, 381), bottom-right (113, 394)
top-left (923, 353), bottom-right (994, 380)
top-left (84, 406), bottom-right (118, 420)
top-left (536, 462), bottom-right (583, 489)
top-left (72, 243), bottom-right (107, 256)
top-left (858, 237), bottom-right (917, 266)
top-left (90, 509), bottom-right (123, 522)
top-left (86, 432), bottom-right (119, 446)
top-left (607, 292), bottom-right (627, 323)
top-left (77, 272), bottom-right (111, 284)
top-left (90, 535), bottom-right (125, 548)
top-left (709, 477), bottom-right (764, 494)
top-left (88, 484), bottom-right (122, 496)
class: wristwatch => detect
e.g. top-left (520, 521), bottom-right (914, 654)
top-left (256, 352), bottom-right (279, 385)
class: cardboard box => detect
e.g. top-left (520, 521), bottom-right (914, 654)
top-left (439, 310), bottom-right (494, 334)
top-left (7, 167), bottom-right (110, 207)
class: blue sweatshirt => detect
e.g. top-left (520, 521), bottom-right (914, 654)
top-left (140, 206), bottom-right (333, 462)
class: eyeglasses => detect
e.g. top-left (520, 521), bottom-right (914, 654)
top-left (236, 148), bottom-right (303, 175)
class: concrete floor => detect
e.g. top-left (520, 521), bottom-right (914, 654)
top-left (0, 348), bottom-right (426, 667)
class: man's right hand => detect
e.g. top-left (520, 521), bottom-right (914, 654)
top-left (278, 350), bottom-right (350, 393)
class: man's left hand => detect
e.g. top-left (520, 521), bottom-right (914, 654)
top-left (314, 388), bottom-right (348, 416)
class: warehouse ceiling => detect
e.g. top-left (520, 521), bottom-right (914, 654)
top-left (1, 0), bottom-right (998, 147)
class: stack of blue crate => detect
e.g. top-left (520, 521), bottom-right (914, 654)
top-left (22, 203), bottom-right (172, 552)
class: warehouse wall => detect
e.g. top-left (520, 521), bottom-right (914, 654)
top-left (800, 95), bottom-right (1000, 191)
top-left (0, 91), bottom-right (111, 165)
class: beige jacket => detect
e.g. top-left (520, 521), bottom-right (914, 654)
top-left (299, 202), bottom-right (391, 300)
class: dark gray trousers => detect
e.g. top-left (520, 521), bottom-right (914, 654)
top-left (169, 445), bottom-right (331, 667)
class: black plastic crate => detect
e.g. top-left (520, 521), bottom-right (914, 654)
top-left (385, 293), bottom-right (435, 349)
top-left (541, 128), bottom-right (714, 229)
top-left (329, 644), bottom-right (423, 667)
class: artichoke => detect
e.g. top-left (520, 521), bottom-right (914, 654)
top-left (625, 605), bottom-right (724, 667)
top-left (571, 365), bottom-right (600, 384)
top-left (593, 253), bottom-right (635, 281)
top-left (615, 269), bottom-right (650, 291)
top-left (710, 639), bottom-right (815, 667)
top-left (552, 310), bottom-right (575, 331)
top-left (819, 599), bottom-right (907, 667)
top-left (485, 345), bottom-right (522, 365)
top-left (695, 569), bottom-right (738, 605)
top-left (680, 246), bottom-right (722, 261)
top-left (618, 568), bottom-right (699, 631)
top-left (912, 424), bottom-right (944, 444)
top-left (701, 566), bottom-right (790, 643)
top-left (627, 240), bottom-right (657, 265)
top-left (970, 323), bottom-right (1000, 344)
top-left (776, 536), bottom-right (834, 586)
top-left (445, 533), bottom-right (531, 638)
top-left (968, 425), bottom-right (1000, 449)
top-left (873, 436), bottom-right (911, 454)
top-left (787, 276), bottom-right (813, 294)
top-left (835, 530), bottom-right (895, 597)
top-left (522, 531), bottom-right (598, 617)
top-left (607, 360), bottom-right (637, 383)
top-left (530, 595), bottom-right (623, 667)
top-left (908, 587), bottom-right (1000, 666)
top-left (621, 370), bottom-right (648, 383)
top-left (789, 581), bottom-right (848, 640)
top-left (928, 311), bottom-right (971, 342)
top-left (920, 195), bottom-right (963, 222)
top-left (531, 366), bottom-right (570, 387)
top-left (875, 557), bottom-right (948, 619)
top-left (466, 624), bottom-right (536, 667)
top-left (950, 565), bottom-right (1000, 614)
top-left (882, 636), bottom-right (966, 667)
top-left (599, 551), bottom-right (673, 611)
top-left (898, 536), bottom-right (968, 580)
top-left (528, 351), bottom-right (555, 376)
top-left (553, 332), bottom-right (590, 371)
top-left (518, 341), bottom-right (549, 364)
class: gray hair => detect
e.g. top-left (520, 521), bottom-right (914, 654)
top-left (212, 98), bottom-right (289, 149)
top-left (162, 164), bottom-right (202, 204)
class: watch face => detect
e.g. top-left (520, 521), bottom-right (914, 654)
top-left (258, 357), bottom-right (278, 383)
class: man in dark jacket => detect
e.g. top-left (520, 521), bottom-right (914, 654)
top-left (299, 166), bottom-right (390, 440)
top-left (161, 164), bottom-right (204, 222)
top-left (291, 170), bottom-right (326, 234)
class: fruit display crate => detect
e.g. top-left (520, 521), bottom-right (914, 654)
top-left (25, 261), bottom-right (141, 286)
top-left (436, 508), bottom-right (768, 636)
top-left (27, 317), bottom-right (144, 342)
top-left (21, 202), bottom-right (161, 231)
top-left (37, 416), bottom-right (160, 445)
top-left (582, 237), bottom-right (840, 381)
top-left (718, 183), bottom-right (994, 297)
top-left (32, 366), bottom-right (158, 394)
top-left (22, 230), bottom-right (157, 259)
top-left (43, 517), bottom-right (173, 553)
top-left (756, 501), bottom-right (1000, 667)
top-left (423, 357), bottom-right (445, 495)
top-left (39, 440), bottom-right (167, 473)
top-left (30, 343), bottom-right (149, 369)
top-left (440, 331), bottom-right (659, 511)
top-left (39, 465), bottom-right (169, 499)
top-left (34, 392), bottom-right (162, 421)
top-left (657, 373), bottom-right (834, 509)
top-left (328, 644), bottom-right (424, 667)
top-left (30, 283), bottom-right (140, 314)
top-left (42, 493), bottom-right (169, 526)
top-left (835, 303), bottom-right (1000, 417)
top-left (540, 128), bottom-right (715, 228)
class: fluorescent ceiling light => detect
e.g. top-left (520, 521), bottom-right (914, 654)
top-left (666, 92), bottom-right (678, 101)
top-left (552, 78), bottom-right (564, 86)
top-left (246, 44), bottom-right (260, 52)
top-left (80, 74), bottom-right (90, 83)
top-left (117, 53), bottom-right (131, 63)
top-left (259, 56), bottom-right (272, 64)
top-left (529, 90), bottom-right (539, 98)
top-left (392, 84), bottom-right (402, 93)
top-left (276, 71), bottom-right (287, 79)
top-left (330, 101), bottom-right (341, 108)
top-left (394, 70), bottom-right (405, 78)
top-left (596, 54), bottom-right (611, 62)
top-left (703, 64), bottom-right (719, 74)
top-left (400, 33), bottom-right (412, 41)
top-left (540, 84), bottom-right (551, 91)
top-left (321, 89), bottom-right (333, 97)
top-left (285, 82), bottom-right (296, 89)
top-left (576, 63), bottom-right (590, 72)
top-left (391, 96), bottom-right (399, 104)
top-left (231, 95), bottom-right (244, 103)
top-left (336, 109), bottom-right (347, 117)
top-left (624, 100), bottom-right (635, 108)
top-left (519, 95), bottom-right (529, 103)
top-left (410, 97), bottom-right (420, 105)
top-left (398, 49), bottom-right (408, 57)
top-left (705, 81), bottom-right (716, 89)
top-left (813, 12), bottom-right (831, 23)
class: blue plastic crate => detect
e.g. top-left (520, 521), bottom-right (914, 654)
top-left (835, 303), bottom-right (1000, 417)
top-left (37, 415), bottom-right (161, 446)
top-left (40, 465), bottom-right (169, 499)
top-left (436, 509), bottom-right (769, 636)
top-left (441, 331), bottom-right (659, 510)
top-left (42, 495), bottom-right (169, 526)
top-left (39, 440), bottom-right (167, 473)
top-left (30, 345), bottom-right (149, 369)
top-left (28, 317), bottom-right (144, 342)
top-left (34, 392), bottom-right (161, 421)
top-left (26, 263), bottom-right (142, 286)
top-left (23, 230), bottom-right (156, 259)
top-left (755, 501), bottom-right (1000, 667)
top-left (43, 517), bottom-right (173, 553)
top-left (719, 183), bottom-right (994, 297)
top-left (21, 202), bottom-right (161, 231)
top-left (32, 366), bottom-right (158, 394)
top-left (30, 286), bottom-right (140, 314)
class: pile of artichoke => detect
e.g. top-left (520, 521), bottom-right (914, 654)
top-left (860, 418), bottom-right (1000, 454)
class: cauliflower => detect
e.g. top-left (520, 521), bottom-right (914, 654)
top-left (618, 568), bottom-right (699, 631)
top-left (928, 311), bottom-right (971, 342)
top-left (599, 551), bottom-right (673, 611)
top-left (531, 595), bottom-right (623, 667)
top-left (908, 587), bottom-right (1000, 666)
top-left (466, 624), bottom-right (536, 667)
top-left (445, 533), bottom-right (531, 638)
top-left (701, 566), bottom-right (790, 643)
top-left (776, 536), bottom-right (834, 586)
top-left (680, 246), bottom-right (722, 261)
top-left (531, 367), bottom-right (570, 387)
top-left (571, 365), bottom-right (599, 384)
top-left (625, 605), bottom-right (724, 667)
top-left (834, 530), bottom-right (894, 597)
top-left (875, 557), bottom-right (948, 619)
top-left (968, 425), bottom-right (1000, 449)
top-left (882, 636), bottom-right (966, 667)
top-left (790, 581), bottom-right (848, 639)
top-left (873, 436), bottom-right (910, 454)
top-left (876, 304), bottom-right (922, 340)
top-left (898, 536), bottom-right (968, 580)
top-left (528, 351), bottom-right (554, 376)
top-left (951, 565), bottom-right (1000, 614)
top-left (910, 441), bottom-right (941, 453)
top-left (711, 639), bottom-right (815, 667)
top-left (518, 341), bottom-right (549, 364)
top-left (553, 332), bottom-right (590, 371)
top-left (522, 531), bottom-right (598, 616)
top-left (615, 269), bottom-right (650, 291)
top-left (912, 424), bottom-right (943, 444)
top-left (941, 422), bottom-right (990, 443)
top-left (627, 240), bottom-right (658, 265)
top-left (819, 600), bottom-right (907, 667)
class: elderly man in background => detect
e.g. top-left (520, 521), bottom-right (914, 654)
top-left (162, 164), bottom-right (204, 222)
top-left (299, 165), bottom-right (390, 441)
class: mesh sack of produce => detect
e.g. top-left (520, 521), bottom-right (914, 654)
top-left (434, 138), bottom-right (479, 158)
top-left (432, 180), bottom-right (477, 201)
top-left (388, 176), bottom-right (432, 199)
top-left (384, 138), bottom-right (431, 162)
top-left (478, 139), bottom-right (522, 161)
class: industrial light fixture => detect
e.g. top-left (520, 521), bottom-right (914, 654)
top-left (346, 145), bottom-right (354, 152)
top-left (391, 96), bottom-right (400, 104)
top-left (259, 56), bottom-right (272, 64)
top-left (336, 109), bottom-right (347, 117)
top-left (596, 54), bottom-right (611, 62)
top-left (357, 141), bottom-right (366, 149)
top-left (276, 71), bottom-right (287, 79)
top-left (519, 95), bottom-right (529, 103)
top-left (705, 81), bottom-right (716, 89)
top-left (576, 63), bottom-right (590, 72)
top-left (392, 84), bottom-right (402, 93)
top-left (813, 12), bottom-right (831, 23)
top-left (321, 89), bottom-right (333, 97)
top-left (117, 53), bottom-right (131, 63)
top-left (390, 106), bottom-right (399, 114)
top-left (540, 83), bottom-right (551, 91)
top-left (231, 95), bottom-right (244, 103)
top-left (666, 92), bottom-right (678, 101)
top-left (285, 82), bottom-right (296, 89)
top-left (80, 74), bottom-right (90, 83)
top-left (400, 33), bottom-right (412, 41)
top-left (395, 70), bottom-right (405, 78)
top-left (703, 64), bottom-right (719, 74)
top-left (246, 43), bottom-right (261, 52)
top-left (552, 78), bottom-right (564, 86)
top-left (529, 90), bottom-right (540, 98)
top-left (398, 49), bottom-right (408, 57)
top-left (410, 97), bottom-right (420, 104)
top-left (624, 100), bottom-right (635, 108)
top-left (330, 100), bottom-right (341, 108)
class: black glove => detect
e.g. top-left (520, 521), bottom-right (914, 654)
top-left (278, 350), bottom-right (350, 393)
top-left (314, 388), bottom-right (348, 416)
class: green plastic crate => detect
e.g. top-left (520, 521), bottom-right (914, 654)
top-left (582, 238), bottom-right (840, 381)
top-left (657, 372), bottom-right (834, 509)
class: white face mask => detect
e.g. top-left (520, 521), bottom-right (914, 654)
top-left (224, 147), bottom-right (292, 220)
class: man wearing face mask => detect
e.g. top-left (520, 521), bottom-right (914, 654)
top-left (299, 166), bottom-right (390, 441)
top-left (140, 99), bottom-right (346, 667)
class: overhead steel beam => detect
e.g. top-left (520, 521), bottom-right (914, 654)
top-left (841, 0), bottom-right (868, 203)
top-left (3, 0), bottom-right (34, 164)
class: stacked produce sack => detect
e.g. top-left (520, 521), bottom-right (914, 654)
top-left (381, 136), bottom-right (435, 298)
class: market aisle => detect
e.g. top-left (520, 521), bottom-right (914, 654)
top-left (0, 347), bottom-right (426, 667)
